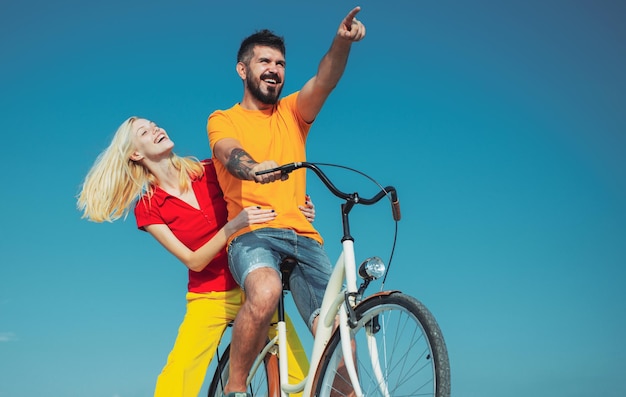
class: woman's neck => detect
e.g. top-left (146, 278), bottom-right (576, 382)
top-left (148, 158), bottom-right (199, 209)
top-left (147, 157), bottom-right (181, 193)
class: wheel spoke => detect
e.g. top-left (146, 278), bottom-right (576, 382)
top-left (313, 293), bottom-right (450, 397)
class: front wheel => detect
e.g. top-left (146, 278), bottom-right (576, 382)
top-left (207, 342), bottom-right (280, 397)
top-left (313, 292), bottom-right (451, 397)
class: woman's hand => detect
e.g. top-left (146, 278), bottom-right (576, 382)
top-left (225, 206), bottom-right (277, 236)
top-left (226, 196), bottom-right (315, 239)
top-left (299, 194), bottom-right (315, 223)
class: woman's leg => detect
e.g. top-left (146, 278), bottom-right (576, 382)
top-left (154, 289), bottom-right (243, 397)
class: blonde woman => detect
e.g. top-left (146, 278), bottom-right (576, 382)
top-left (77, 116), bottom-right (311, 397)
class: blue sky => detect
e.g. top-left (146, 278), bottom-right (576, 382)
top-left (1, 0), bottom-right (625, 396)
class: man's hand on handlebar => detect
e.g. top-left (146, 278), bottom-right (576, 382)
top-left (249, 161), bottom-right (289, 184)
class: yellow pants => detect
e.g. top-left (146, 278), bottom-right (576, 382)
top-left (154, 288), bottom-right (308, 397)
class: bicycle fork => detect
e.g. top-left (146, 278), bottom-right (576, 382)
top-left (341, 295), bottom-right (391, 397)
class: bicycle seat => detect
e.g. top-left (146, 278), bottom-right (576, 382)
top-left (279, 257), bottom-right (297, 291)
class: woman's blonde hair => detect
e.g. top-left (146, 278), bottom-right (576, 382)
top-left (77, 116), bottom-right (204, 222)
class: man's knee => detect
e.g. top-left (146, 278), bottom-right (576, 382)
top-left (244, 268), bottom-right (282, 312)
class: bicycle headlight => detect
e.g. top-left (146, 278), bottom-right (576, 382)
top-left (358, 256), bottom-right (386, 280)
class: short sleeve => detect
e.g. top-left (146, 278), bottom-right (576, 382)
top-left (207, 110), bottom-right (233, 154)
top-left (134, 196), bottom-right (165, 231)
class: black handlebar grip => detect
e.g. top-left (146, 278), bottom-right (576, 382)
top-left (392, 199), bottom-right (401, 221)
top-left (255, 162), bottom-right (302, 176)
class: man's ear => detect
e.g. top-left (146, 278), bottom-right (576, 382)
top-left (130, 151), bottom-right (144, 162)
top-left (236, 62), bottom-right (247, 80)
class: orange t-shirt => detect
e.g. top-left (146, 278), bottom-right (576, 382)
top-left (207, 92), bottom-right (323, 245)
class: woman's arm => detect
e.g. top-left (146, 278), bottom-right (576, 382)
top-left (144, 196), bottom-right (316, 271)
top-left (144, 207), bottom-right (276, 272)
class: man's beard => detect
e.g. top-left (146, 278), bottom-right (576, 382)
top-left (246, 73), bottom-right (283, 105)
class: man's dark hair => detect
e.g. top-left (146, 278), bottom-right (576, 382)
top-left (237, 29), bottom-right (286, 64)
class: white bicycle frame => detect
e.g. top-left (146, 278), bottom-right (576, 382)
top-left (244, 161), bottom-right (398, 397)
top-left (246, 239), bottom-right (387, 397)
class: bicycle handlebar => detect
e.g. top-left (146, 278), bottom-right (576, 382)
top-left (256, 162), bottom-right (401, 221)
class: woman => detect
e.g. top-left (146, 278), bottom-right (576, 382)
top-left (77, 116), bottom-right (310, 397)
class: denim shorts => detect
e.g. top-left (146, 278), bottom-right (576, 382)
top-left (228, 228), bottom-right (332, 330)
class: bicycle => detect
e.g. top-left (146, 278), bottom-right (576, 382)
top-left (208, 162), bottom-right (451, 397)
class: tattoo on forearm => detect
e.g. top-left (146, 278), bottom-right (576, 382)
top-left (226, 148), bottom-right (258, 180)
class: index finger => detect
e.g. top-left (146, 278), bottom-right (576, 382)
top-left (343, 6), bottom-right (361, 30)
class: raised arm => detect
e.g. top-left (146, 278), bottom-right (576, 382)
top-left (297, 6), bottom-right (366, 123)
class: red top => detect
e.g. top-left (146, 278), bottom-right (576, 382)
top-left (134, 160), bottom-right (237, 292)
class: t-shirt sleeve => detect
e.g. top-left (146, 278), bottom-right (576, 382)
top-left (207, 110), bottom-right (234, 153)
top-left (134, 197), bottom-right (165, 231)
top-left (281, 92), bottom-right (311, 140)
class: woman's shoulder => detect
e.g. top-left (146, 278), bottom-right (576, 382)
top-left (199, 159), bottom-right (218, 179)
top-left (200, 158), bottom-right (215, 170)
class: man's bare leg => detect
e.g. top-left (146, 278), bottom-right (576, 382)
top-left (225, 268), bottom-right (283, 394)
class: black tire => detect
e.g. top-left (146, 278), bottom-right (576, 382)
top-left (207, 343), bottom-right (280, 397)
top-left (312, 292), bottom-right (451, 397)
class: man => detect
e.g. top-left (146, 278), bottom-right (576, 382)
top-left (207, 7), bottom-right (366, 396)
